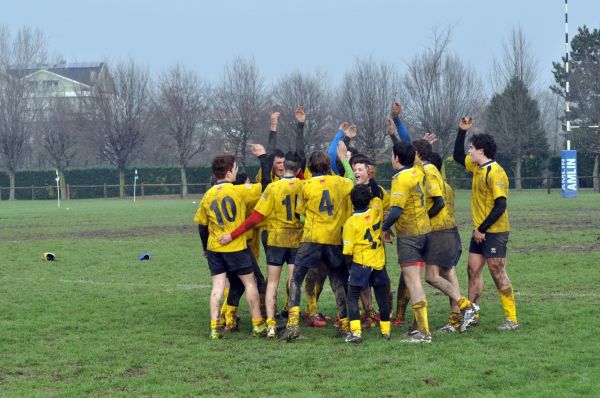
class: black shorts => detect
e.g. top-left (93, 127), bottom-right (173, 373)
top-left (266, 246), bottom-right (298, 266)
top-left (425, 227), bottom-right (462, 268)
top-left (348, 263), bottom-right (390, 288)
top-left (206, 250), bottom-right (254, 276)
top-left (295, 243), bottom-right (344, 269)
top-left (396, 234), bottom-right (428, 266)
top-left (469, 231), bottom-right (509, 258)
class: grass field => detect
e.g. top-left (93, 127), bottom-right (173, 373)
top-left (1, 190), bottom-right (600, 397)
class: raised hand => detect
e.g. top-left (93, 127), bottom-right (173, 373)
top-left (271, 112), bottom-right (281, 131)
top-left (423, 132), bottom-right (438, 145)
top-left (386, 117), bottom-right (397, 136)
top-left (295, 105), bottom-right (306, 124)
top-left (339, 122), bottom-right (349, 132)
top-left (337, 140), bottom-right (348, 162)
top-left (391, 101), bottom-right (402, 118)
top-left (344, 124), bottom-right (357, 139)
top-left (459, 116), bottom-right (473, 131)
top-left (250, 143), bottom-right (266, 157)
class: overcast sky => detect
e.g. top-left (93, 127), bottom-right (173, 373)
top-left (3, 0), bottom-right (599, 92)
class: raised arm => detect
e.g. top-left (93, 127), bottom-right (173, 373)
top-left (453, 116), bottom-right (473, 168)
top-left (267, 111), bottom-right (280, 155)
top-left (251, 143), bottom-right (271, 190)
top-left (328, 122), bottom-right (349, 174)
top-left (294, 105), bottom-right (307, 169)
top-left (391, 101), bottom-right (411, 142)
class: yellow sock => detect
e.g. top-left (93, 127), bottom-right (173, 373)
top-left (499, 285), bottom-right (517, 323)
top-left (287, 306), bottom-right (300, 328)
top-left (380, 321), bottom-right (391, 336)
top-left (340, 317), bottom-right (350, 333)
top-left (350, 320), bottom-right (361, 335)
top-left (448, 312), bottom-right (462, 328)
top-left (252, 318), bottom-right (265, 327)
top-left (457, 297), bottom-right (472, 311)
top-left (412, 300), bottom-right (430, 335)
top-left (210, 320), bottom-right (218, 331)
top-left (219, 288), bottom-right (229, 325)
top-left (225, 305), bottom-right (238, 328)
top-left (267, 317), bottom-right (277, 328)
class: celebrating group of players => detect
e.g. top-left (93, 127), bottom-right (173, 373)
top-left (193, 101), bottom-right (519, 344)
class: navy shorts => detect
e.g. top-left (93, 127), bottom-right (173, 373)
top-left (266, 246), bottom-right (298, 266)
top-left (469, 232), bottom-right (509, 258)
top-left (425, 227), bottom-right (462, 268)
top-left (348, 263), bottom-right (390, 288)
top-left (295, 243), bottom-right (344, 269)
top-left (206, 250), bottom-right (254, 276)
top-left (396, 234), bottom-right (428, 266)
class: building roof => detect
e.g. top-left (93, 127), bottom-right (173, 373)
top-left (7, 62), bottom-right (105, 86)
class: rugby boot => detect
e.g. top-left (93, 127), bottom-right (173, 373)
top-left (497, 318), bottom-right (520, 331)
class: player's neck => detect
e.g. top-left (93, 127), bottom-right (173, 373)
top-left (215, 178), bottom-right (232, 184)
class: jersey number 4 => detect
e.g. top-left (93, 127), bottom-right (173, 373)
top-left (210, 196), bottom-right (237, 225)
top-left (319, 190), bottom-right (334, 216)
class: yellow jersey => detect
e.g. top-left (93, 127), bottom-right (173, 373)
top-left (194, 182), bottom-right (262, 252)
top-left (464, 155), bottom-right (510, 233)
top-left (422, 163), bottom-right (454, 231)
top-left (342, 208), bottom-right (385, 270)
top-left (389, 167), bottom-right (431, 237)
top-left (442, 181), bottom-right (457, 228)
top-left (296, 174), bottom-right (354, 244)
top-left (254, 177), bottom-right (304, 248)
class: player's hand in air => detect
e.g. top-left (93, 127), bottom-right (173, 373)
top-left (459, 116), bottom-right (473, 131)
top-left (295, 105), bottom-right (305, 124)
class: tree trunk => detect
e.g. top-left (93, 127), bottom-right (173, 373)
top-left (8, 171), bottom-right (15, 201)
top-left (593, 154), bottom-right (599, 193)
top-left (515, 158), bottom-right (522, 190)
top-left (59, 170), bottom-right (67, 200)
top-left (180, 165), bottom-right (188, 198)
top-left (119, 169), bottom-right (126, 198)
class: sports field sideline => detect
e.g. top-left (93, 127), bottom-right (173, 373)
top-left (1, 190), bottom-right (599, 397)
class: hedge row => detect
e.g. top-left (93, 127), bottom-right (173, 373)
top-left (0, 154), bottom-right (596, 200)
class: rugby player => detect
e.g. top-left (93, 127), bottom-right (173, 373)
top-left (453, 117), bottom-right (519, 331)
top-left (381, 141), bottom-right (432, 343)
top-left (343, 184), bottom-right (392, 343)
top-left (194, 155), bottom-right (267, 339)
top-left (280, 147), bottom-right (354, 341)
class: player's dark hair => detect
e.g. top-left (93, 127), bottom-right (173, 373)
top-left (212, 154), bottom-right (236, 179)
top-left (284, 151), bottom-right (302, 173)
top-left (234, 172), bottom-right (248, 185)
top-left (349, 153), bottom-right (372, 167)
top-left (348, 146), bottom-right (359, 157)
top-left (412, 139), bottom-right (432, 162)
top-left (307, 151), bottom-right (331, 175)
top-left (350, 183), bottom-right (373, 210)
top-left (469, 133), bottom-right (497, 159)
top-left (392, 141), bottom-right (415, 167)
top-left (274, 149), bottom-right (285, 159)
top-left (430, 152), bottom-right (443, 172)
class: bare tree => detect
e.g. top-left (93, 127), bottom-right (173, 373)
top-left (0, 26), bottom-right (47, 200)
top-left (39, 97), bottom-right (78, 198)
top-left (154, 64), bottom-right (211, 196)
top-left (82, 59), bottom-right (151, 198)
top-left (271, 70), bottom-right (333, 153)
top-left (538, 90), bottom-right (564, 155)
top-left (212, 56), bottom-right (266, 167)
top-left (337, 57), bottom-right (400, 161)
top-left (402, 28), bottom-right (483, 161)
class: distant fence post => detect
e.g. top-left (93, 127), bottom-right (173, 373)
top-left (32, 185), bottom-right (35, 200)
top-left (66, 184), bottom-right (70, 200)
top-left (103, 183), bottom-right (107, 199)
top-left (141, 182), bottom-right (145, 199)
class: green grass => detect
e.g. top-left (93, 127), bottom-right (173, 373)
top-left (1, 190), bottom-right (599, 397)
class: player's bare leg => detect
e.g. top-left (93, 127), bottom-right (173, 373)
top-left (265, 264), bottom-right (283, 337)
top-left (238, 273), bottom-right (266, 336)
top-left (401, 265), bottom-right (431, 342)
top-left (209, 273), bottom-right (228, 339)
top-left (440, 267), bottom-right (462, 332)
top-left (467, 252), bottom-right (486, 305)
top-left (488, 257), bottom-right (519, 330)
